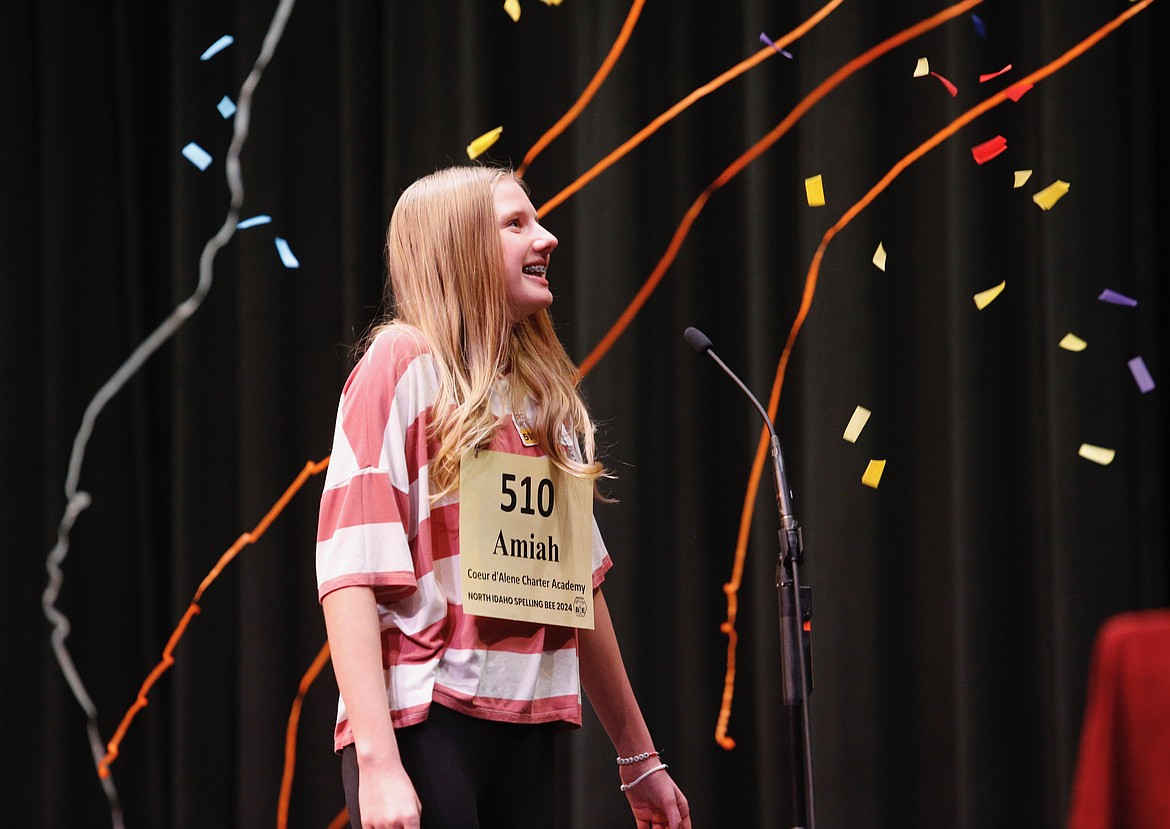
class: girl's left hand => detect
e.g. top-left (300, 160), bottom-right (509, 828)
top-left (622, 768), bottom-right (691, 829)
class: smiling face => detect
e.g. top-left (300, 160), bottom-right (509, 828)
top-left (494, 178), bottom-right (558, 321)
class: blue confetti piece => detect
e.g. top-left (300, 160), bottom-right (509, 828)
top-left (1127, 357), bottom-right (1155, 393)
top-left (972, 14), bottom-right (986, 38)
top-left (237, 214), bottom-right (272, 229)
top-left (275, 237), bottom-right (300, 268)
top-left (181, 142), bottom-right (213, 171)
top-left (217, 95), bottom-right (237, 119)
top-left (1098, 289), bottom-right (1137, 307)
top-left (759, 31), bottom-right (793, 59)
top-left (200, 35), bottom-right (234, 61)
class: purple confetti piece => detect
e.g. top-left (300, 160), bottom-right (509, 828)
top-left (1098, 289), bottom-right (1137, 307)
top-left (1127, 356), bottom-right (1156, 393)
top-left (972, 13), bottom-right (987, 38)
top-left (759, 32), bottom-right (793, 59)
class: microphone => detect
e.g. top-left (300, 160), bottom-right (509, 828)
top-left (682, 326), bottom-right (712, 353)
top-left (684, 326), bottom-right (775, 442)
top-left (683, 325), bottom-right (802, 564)
top-left (685, 325), bottom-right (816, 828)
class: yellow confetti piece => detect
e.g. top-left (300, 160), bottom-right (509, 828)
top-left (872, 242), bottom-right (887, 271)
top-left (1059, 333), bottom-right (1087, 352)
top-left (540, 0), bottom-right (564, 5)
top-left (1078, 443), bottom-right (1115, 466)
top-left (843, 406), bottom-right (871, 443)
top-left (1032, 179), bottom-right (1071, 210)
top-left (973, 280), bottom-right (1006, 310)
top-left (804, 174), bottom-right (825, 207)
top-left (1013, 169), bottom-right (1033, 188)
top-left (913, 57), bottom-right (930, 77)
top-left (503, 0), bottom-right (520, 22)
top-left (861, 459), bottom-right (886, 489)
top-left (466, 126), bottom-right (503, 160)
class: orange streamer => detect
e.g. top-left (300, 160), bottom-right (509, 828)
top-left (571, 0), bottom-right (987, 744)
top-left (96, 457), bottom-right (331, 779)
top-left (277, 641), bottom-right (333, 829)
top-left (722, 0), bottom-right (1158, 751)
top-left (93, 2), bottom-right (1153, 822)
top-left (516, 0), bottom-right (646, 179)
top-left (536, 0), bottom-right (847, 218)
top-left (713, 0), bottom-right (987, 751)
top-left (278, 4), bottom-right (1159, 823)
top-left (578, 0), bottom-right (983, 381)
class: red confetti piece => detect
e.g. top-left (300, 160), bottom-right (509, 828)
top-left (931, 71), bottom-right (959, 96)
top-left (1005, 82), bottom-right (1033, 101)
top-left (979, 63), bottom-right (1013, 82)
top-left (971, 134), bottom-right (1008, 164)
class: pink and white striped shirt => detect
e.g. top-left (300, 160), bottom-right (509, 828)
top-left (316, 325), bottom-right (611, 751)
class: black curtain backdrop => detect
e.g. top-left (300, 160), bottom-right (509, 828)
top-left (4, 1), bottom-right (1167, 827)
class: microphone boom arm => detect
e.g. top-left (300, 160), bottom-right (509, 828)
top-left (684, 326), bottom-right (816, 829)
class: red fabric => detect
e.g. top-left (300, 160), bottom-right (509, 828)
top-left (1068, 609), bottom-right (1170, 829)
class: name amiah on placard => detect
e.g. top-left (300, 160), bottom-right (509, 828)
top-left (493, 531), bottom-right (558, 562)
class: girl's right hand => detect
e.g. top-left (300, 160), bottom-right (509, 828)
top-left (358, 764), bottom-right (422, 829)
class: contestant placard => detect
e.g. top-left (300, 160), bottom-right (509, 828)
top-left (459, 450), bottom-right (594, 628)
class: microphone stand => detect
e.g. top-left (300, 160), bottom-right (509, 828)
top-left (684, 328), bottom-right (815, 829)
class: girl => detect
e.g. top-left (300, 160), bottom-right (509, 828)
top-left (316, 165), bottom-right (690, 829)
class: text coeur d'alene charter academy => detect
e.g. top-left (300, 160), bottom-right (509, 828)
top-left (466, 560), bottom-right (590, 597)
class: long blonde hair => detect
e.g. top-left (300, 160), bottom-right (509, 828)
top-left (368, 165), bottom-right (603, 498)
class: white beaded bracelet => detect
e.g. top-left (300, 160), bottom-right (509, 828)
top-left (616, 749), bottom-right (662, 765)
top-left (619, 763), bottom-right (668, 792)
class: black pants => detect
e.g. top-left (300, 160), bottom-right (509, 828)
top-left (342, 703), bottom-right (557, 829)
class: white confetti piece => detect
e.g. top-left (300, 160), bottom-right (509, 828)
top-left (1078, 444), bottom-right (1115, 465)
top-left (843, 406), bottom-right (872, 443)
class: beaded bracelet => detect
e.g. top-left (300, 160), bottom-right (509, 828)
top-left (616, 749), bottom-right (662, 766)
top-left (619, 763), bottom-right (668, 793)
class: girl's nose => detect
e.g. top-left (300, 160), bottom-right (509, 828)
top-left (533, 225), bottom-right (558, 253)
